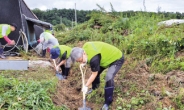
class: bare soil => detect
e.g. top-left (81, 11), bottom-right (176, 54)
top-left (51, 59), bottom-right (184, 110)
top-left (3, 49), bottom-right (184, 110)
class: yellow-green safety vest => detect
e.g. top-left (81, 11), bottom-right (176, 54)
top-left (55, 45), bottom-right (72, 59)
top-left (0, 24), bottom-right (11, 38)
top-left (83, 42), bottom-right (122, 68)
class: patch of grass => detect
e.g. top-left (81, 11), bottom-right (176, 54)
top-left (173, 88), bottom-right (184, 109)
top-left (0, 67), bottom-right (68, 109)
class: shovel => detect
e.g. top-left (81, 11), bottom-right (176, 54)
top-left (53, 59), bottom-right (64, 80)
top-left (78, 64), bottom-right (91, 110)
top-left (55, 71), bottom-right (64, 80)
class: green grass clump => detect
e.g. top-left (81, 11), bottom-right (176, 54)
top-left (0, 69), bottom-right (68, 110)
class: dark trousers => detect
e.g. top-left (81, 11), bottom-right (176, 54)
top-left (92, 55), bottom-right (124, 89)
top-left (60, 62), bottom-right (70, 77)
top-left (42, 49), bottom-right (46, 57)
top-left (105, 55), bottom-right (124, 87)
top-left (0, 43), bottom-right (4, 54)
top-left (104, 55), bottom-right (124, 106)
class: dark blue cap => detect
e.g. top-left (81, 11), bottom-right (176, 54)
top-left (50, 47), bottom-right (60, 59)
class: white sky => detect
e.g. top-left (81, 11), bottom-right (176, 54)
top-left (24, 0), bottom-right (184, 13)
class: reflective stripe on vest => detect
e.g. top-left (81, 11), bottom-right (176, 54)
top-left (0, 24), bottom-right (11, 38)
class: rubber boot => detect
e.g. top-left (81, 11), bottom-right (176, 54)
top-left (60, 65), bottom-right (67, 79)
top-left (101, 87), bottom-right (114, 110)
top-left (0, 47), bottom-right (5, 59)
top-left (42, 49), bottom-right (46, 57)
top-left (64, 68), bottom-right (70, 79)
top-left (60, 65), bottom-right (65, 75)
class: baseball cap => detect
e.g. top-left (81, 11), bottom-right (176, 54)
top-left (70, 47), bottom-right (84, 62)
top-left (50, 47), bottom-right (60, 59)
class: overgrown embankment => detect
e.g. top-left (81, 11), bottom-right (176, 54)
top-left (1, 11), bottom-right (184, 110)
top-left (54, 11), bottom-right (184, 109)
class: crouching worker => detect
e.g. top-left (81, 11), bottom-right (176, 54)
top-left (0, 23), bottom-right (17, 59)
top-left (70, 41), bottom-right (124, 110)
top-left (50, 45), bottom-right (73, 80)
top-left (37, 30), bottom-right (59, 57)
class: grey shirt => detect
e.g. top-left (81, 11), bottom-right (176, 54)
top-left (39, 32), bottom-right (59, 50)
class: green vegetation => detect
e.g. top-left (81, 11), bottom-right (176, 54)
top-left (0, 69), bottom-right (68, 110)
top-left (54, 10), bottom-right (184, 109)
top-left (1, 6), bottom-right (184, 109)
top-left (32, 8), bottom-right (92, 26)
top-left (32, 8), bottom-right (184, 26)
top-left (56, 11), bottom-right (184, 74)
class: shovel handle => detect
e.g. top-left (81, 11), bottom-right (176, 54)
top-left (53, 59), bottom-right (57, 68)
top-left (80, 64), bottom-right (87, 100)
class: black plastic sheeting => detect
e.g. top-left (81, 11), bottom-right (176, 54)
top-left (0, 0), bottom-right (22, 45)
top-left (25, 16), bottom-right (52, 29)
top-left (0, 0), bottom-right (52, 51)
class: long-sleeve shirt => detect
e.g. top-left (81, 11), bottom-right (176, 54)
top-left (0, 24), bottom-right (12, 44)
top-left (39, 32), bottom-right (59, 50)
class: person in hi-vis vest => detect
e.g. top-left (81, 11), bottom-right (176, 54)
top-left (0, 23), bottom-right (17, 59)
top-left (37, 29), bottom-right (59, 57)
top-left (50, 45), bottom-right (73, 80)
top-left (70, 41), bottom-right (124, 110)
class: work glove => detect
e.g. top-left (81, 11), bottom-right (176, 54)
top-left (82, 85), bottom-right (88, 94)
top-left (37, 39), bottom-right (40, 43)
top-left (80, 63), bottom-right (86, 68)
top-left (7, 40), bottom-right (15, 46)
top-left (10, 40), bottom-right (15, 45)
top-left (55, 65), bottom-right (60, 71)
